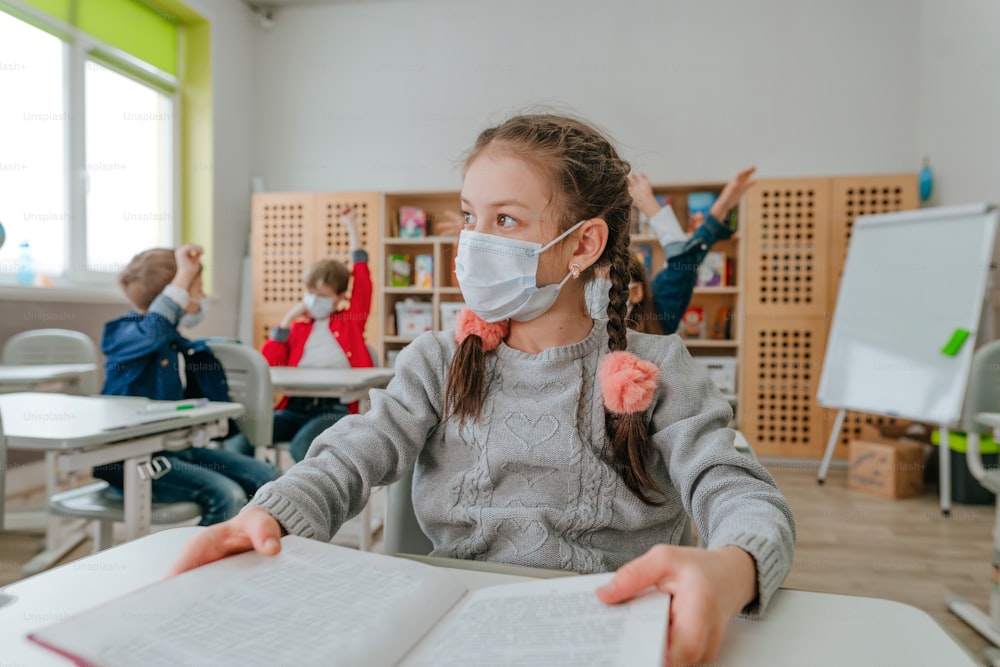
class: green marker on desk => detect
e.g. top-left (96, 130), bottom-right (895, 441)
top-left (142, 398), bottom-right (209, 414)
top-left (941, 328), bottom-right (970, 356)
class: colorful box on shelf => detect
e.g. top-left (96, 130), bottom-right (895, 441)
top-left (395, 299), bottom-right (433, 339)
top-left (414, 254), bottom-right (433, 289)
top-left (389, 254), bottom-right (411, 287)
top-left (399, 207), bottom-right (427, 238)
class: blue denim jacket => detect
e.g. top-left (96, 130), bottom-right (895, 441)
top-left (652, 213), bottom-right (734, 335)
top-left (101, 292), bottom-right (229, 403)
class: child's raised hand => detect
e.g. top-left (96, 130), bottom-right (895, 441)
top-left (596, 544), bottom-right (757, 666)
top-left (338, 205), bottom-right (358, 228)
top-left (628, 173), bottom-right (661, 220)
top-left (167, 507), bottom-right (283, 577)
top-left (710, 167), bottom-right (757, 222)
top-left (172, 244), bottom-right (203, 287)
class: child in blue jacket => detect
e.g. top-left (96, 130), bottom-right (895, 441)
top-left (95, 244), bottom-right (277, 525)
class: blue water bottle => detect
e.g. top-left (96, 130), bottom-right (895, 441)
top-left (16, 240), bottom-right (34, 286)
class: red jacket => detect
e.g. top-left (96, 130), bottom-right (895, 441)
top-left (262, 255), bottom-right (374, 413)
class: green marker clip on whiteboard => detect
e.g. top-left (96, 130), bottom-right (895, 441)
top-left (941, 328), bottom-right (970, 356)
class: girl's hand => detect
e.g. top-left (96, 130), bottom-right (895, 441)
top-left (596, 544), bottom-right (757, 667)
top-left (167, 507), bottom-right (284, 576)
top-left (710, 167), bottom-right (757, 222)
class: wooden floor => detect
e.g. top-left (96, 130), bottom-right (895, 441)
top-left (1, 464), bottom-right (996, 664)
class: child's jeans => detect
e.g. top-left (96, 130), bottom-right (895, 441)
top-left (92, 447), bottom-right (279, 526)
top-left (652, 214), bottom-right (734, 335)
top-left (277, 396), bottom-right (350, 462)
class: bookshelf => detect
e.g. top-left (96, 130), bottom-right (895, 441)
top-left (378, 192), bottom-right (464, 365)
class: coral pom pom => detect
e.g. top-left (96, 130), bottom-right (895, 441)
top-left (454, 308), bottom-right (509, 351)
top-left (598, 351), bottom-right (659, 414)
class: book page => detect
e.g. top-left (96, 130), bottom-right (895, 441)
top-left (401, 572), bottom-right (669, 666)
top-left (29, 536), bottom-right (467, 667)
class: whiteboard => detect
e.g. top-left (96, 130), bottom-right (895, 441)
top-left (817, 204), bottom-right (998, 425)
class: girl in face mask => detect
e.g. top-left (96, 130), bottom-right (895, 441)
top-left (249, 206), bottom-right (375, 463)
top-left (170, 114), bottom-right (795, 667)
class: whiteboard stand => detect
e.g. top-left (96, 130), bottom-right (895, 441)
top-left (817, 412), bottom-right (953, 515)
top-left (816, 204), bottom-right (999, 516)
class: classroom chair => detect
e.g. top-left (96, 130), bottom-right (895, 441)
top-left (1, 328), bottom-right (99, 394)
top-left (947, 339), bottom-right (1000, 649)
top-left (204, 340), bottom-right (275, 460)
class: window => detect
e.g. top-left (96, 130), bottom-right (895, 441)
top-left (0, 5), bottom-right (177, 287)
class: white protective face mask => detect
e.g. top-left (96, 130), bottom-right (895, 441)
top-left (179, 299), bottom-right (209, 329)
top-left (455, 220), bottom-right (586, 323)
top-left (303, 293), bottom-right (335, 319)
top-left (586, 277), bottom-right (613, 320)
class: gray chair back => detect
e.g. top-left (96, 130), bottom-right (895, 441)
top-left (2, 328), bottom-right (99, 394)
top-left (205, 341), bottom-right (274, 450)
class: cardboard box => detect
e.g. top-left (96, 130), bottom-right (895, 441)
top-left (394, 299), bottom-right (433, 339)
top-left (848, 438), bottom-right (925, 499)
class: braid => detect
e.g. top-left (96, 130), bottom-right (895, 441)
top-left (602, 233), bottom-right (663, 505)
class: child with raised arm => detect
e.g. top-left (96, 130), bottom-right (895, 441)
top-left (97, 244), bottom-right (278, 525)
top-left (171, 114), bottom-right (794, 666)
top-left (256, 206), bottom-right (374, 463)
top-left (628, 168), bottom-right (755, 334)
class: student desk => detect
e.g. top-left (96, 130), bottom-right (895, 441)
top-left (0, 526), bottom-right (977, 667)
top-left (269, 366), bottom-right (395, 404)
top-left (0, 363), bottom-right (97, 394)
top-left (0, 393), bottom-right (243, 575)
top-left (269, 366), bottom-right (395, 552)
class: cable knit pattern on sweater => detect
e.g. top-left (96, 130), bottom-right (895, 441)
top-left (250, 323), bottom-right (795, 615)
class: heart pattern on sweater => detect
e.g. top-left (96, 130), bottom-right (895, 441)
top-left (495, 518), bottom-right (548, 557)
top-left (503, 413), bottom-right (559, 452)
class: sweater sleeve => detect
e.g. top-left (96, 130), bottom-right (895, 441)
top-left (636, 333), bottom-right (796, 617)
top-left (248, 331), bottom-right (450, 540)
top-left (344, 252), bottom-right (372, 327)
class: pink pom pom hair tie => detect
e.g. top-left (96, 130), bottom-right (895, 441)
top-left (598, 351), bottom-right (659, 414)
top-left (454, 308), bottom-right (509, 352)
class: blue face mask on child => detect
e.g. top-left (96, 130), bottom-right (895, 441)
top-left (455, 220), bottom-right (586, 323)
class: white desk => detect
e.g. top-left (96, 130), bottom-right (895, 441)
top-left (0, 393), bottom-right (243, 574)
top-left (0, 363), bottom-right (97, 394)
top-left (269, 366), bottom-right (395, 403)
top-left (269, 366), bottom-right (395, 552)
top-left (0, 526), bottom-right (977, 667)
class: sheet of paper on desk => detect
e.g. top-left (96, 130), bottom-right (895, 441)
top-left (27, 535), bottom-right (669, 666)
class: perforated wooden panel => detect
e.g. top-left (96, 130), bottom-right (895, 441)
top-left (743, 179), bottom-right (830, 319)
top-left (252, 309), bottom-right (286, 351)
top-left (827, 174), bottom-right (918, 311)
top-left (315, 193), bottom-right (380, 262)
top-left (251, 193), bottom-right (315, 306)
top-left (738, 317), bottom-right (829, 458)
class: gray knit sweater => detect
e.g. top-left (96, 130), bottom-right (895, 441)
top-left (250, 323), bottom-right (795, 614)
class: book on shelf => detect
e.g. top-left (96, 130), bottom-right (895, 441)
top-left (687, 191), bottom-right (718, 233)
top-left (27, 536), bottom-right (670, 666)
top-left (696, 251), bottom-right (728, 287)
top-left (399, 206), bottom-right (427, 238)
top-left (633, 244), bottom-right (654, 276)
top-left (414, 254), bottom-right (434, 289)
top-left (389, 254), bottom-right (411, 287)
top-left (679, 306), bottom-right (706, 339)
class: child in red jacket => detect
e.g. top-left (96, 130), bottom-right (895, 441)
top-left (252, 206), bottom-right (374, 462)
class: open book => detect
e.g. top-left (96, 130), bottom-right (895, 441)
top-left (29, 536), bottom-right (670, 666)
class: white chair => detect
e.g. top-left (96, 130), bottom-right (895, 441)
top-left (204, 341), bottom-right (275, 460)
top-left (947, 340), bottom-right (1000, 650)
top-left (2, 328), bottom-right (99, 394)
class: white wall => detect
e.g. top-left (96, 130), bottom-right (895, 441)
top-left (250, 0), bottom-right (921, 191)
top-left (917, 0), bottom-right (1000, 206)
top-left (181, 0), bottom-right (257, 339)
